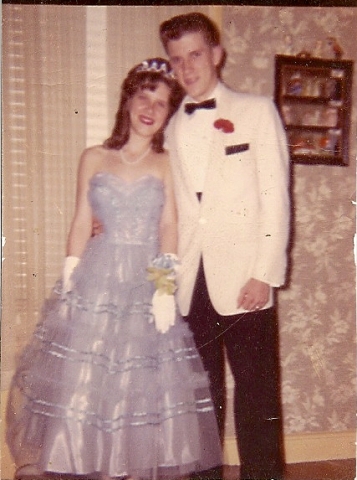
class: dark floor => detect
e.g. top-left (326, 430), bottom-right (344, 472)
top-left (12, 459), bottom-right (356, 480)
top-left (224, 458), bottom-right (356, 480)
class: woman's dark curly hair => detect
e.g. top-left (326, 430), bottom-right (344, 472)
top-left (103, 58), bottom-right (184, 153)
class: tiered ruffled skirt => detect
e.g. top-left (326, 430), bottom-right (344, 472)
top-left (6, 236), bottom-right (221, 479)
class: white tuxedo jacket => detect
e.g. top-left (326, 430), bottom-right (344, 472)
top-left (166, 83), bottom-right (290, 316)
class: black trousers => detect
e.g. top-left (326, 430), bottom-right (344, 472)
top-left (186, 260), bottom-right (285, 480)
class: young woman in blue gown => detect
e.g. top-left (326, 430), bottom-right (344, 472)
top-left (6, 58), bottom-right (222, 480)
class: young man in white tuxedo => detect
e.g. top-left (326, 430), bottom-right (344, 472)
top-left (160, 12), bottom-right (290, 480)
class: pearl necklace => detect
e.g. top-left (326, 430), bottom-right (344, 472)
top-left (119, 146), bottom-right (151, 166)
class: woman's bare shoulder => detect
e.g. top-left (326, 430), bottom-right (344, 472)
top-left (80, 144), bottom-right (107, 162)
top-left (153, 150), bottom-right (170, 169)
top-left (151, 151), bottom-right (173, 183)
top-left (78, 145), bottom-right (109, 170)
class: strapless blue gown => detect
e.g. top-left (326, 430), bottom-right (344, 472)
top-left (6, 173), bottom-right (221, 479)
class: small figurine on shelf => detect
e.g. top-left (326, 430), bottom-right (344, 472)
top-left (281, 105), bottom-right (293, 124)
top-left (319, 135), bottom-right (331, 153)
top-left (312, 40), bottom-right (323, 58)
top-left (287, 72), bottom-right (302, 95)
top-left (297, 50), bottom-right (312, 59)
top-left (327, 37), bottom-right (344, 59)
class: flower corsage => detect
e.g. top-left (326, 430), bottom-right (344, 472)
top-left (146, 253), bottom-right (179, 295)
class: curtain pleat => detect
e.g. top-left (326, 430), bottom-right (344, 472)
top-left (2, 5), bottom-right (86, 387)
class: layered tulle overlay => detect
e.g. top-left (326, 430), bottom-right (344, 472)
top-left (6, 173), bottom-right (221, 479)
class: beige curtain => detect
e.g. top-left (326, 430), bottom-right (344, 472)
top-left (2, 5), bottom-right (86, 386)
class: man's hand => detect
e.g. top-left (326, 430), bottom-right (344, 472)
top-left (237, 278), bottom-right (270, 311)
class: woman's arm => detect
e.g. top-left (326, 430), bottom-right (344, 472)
top-left (159, 155), bottom-right (178, 255)
top-left (66, 148), bottom-right (100, 257)
top-left (149, 155), bottom-right (179, 334)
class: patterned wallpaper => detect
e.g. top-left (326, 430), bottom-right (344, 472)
top-left (221, 6), bottom-right (356, 434)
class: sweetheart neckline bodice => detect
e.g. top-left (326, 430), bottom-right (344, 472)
top-left (91, 171), bottom-right (163, 187)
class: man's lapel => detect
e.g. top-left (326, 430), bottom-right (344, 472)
top-left (172, 106), bottom-right (200, 205)
top-left (201, 86), bottom-right (233, 201)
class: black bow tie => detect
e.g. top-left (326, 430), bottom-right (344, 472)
top-left (184, 98), bottom-right (216, 115)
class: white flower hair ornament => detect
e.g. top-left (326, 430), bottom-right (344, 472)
top-left (135, 58), bottom-right (175, 79)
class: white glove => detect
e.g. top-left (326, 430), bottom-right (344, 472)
top-left (151, 289), bottom-right (176, 334)
top-left (62, 256), bottom-right (80, 292)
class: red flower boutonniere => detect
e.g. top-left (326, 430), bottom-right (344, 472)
top-left (214, 118), bottom-right (235, 133)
